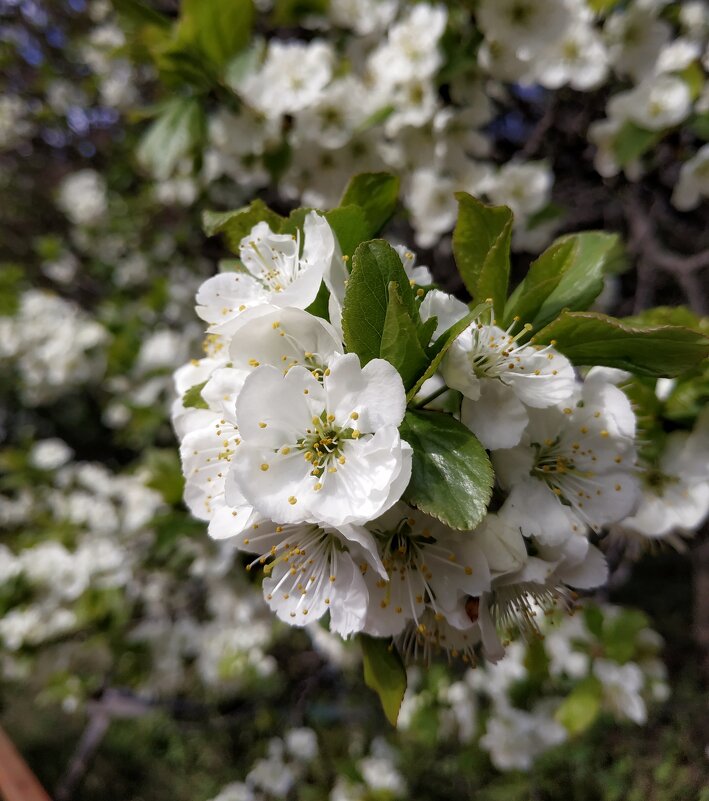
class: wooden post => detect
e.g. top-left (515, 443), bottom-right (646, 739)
top-left (0, 726), bottom-right (51, 801)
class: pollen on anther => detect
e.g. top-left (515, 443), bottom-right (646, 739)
top-left (258, 421), bottom-right (267, 428)
top-left (288, 496), bottom-right (297, 505)
top-left (260, 463), bottom-right (269, 471)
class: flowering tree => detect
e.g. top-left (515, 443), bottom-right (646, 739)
top-left (1, 0), bottom-right (708, 799)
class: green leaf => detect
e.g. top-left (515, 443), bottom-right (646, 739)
top-left (583, 604), bottom-right (605, 639)
top-left (175, 0), bottom-right (254, 72)
top-left (324, 205), bottom-right (372, 260)
top-left (305, 281), bottom-right (331, 322)
top-left (262, 139), bottom-right (292, 181)
top-left (225, 38), bottom-right (265, 90)
top-left (360, 635), bottom-right (406, 726)
top-left (508, 232), bottom-right (624, 333)
top-left (272, 0), bottom-right (328, 25)
top-left (555, 676), bottom-right (603, 735)
top-left (278, 206), bottom-right (315, 237)
top-left (400, 410), bottom-right (493, 530)
top-left (452, 192), bottom-right (513, 318)
top-left (342, 240), bottom-right (415, 366)
top-left (202, 200), bottom-right (284, 254)
top-left (143, 448), bottom-right (185, 506)
top-left (525, 200), bottom-right (565, 230)
top-left (690, 112), bottom-right (709, 141)
top-left (183, 381), bottom-right (209, 410)
top-left (113, 0), bottom-right (171, 28)
top-left (340, 173), bottom-right (400, 236)
top-left (678, 61), bottom-right (705, 101)
top-left (406, 302), bottom-right (490, 403)
top-left (612, 121), bottom-right (662, 167)
top-left (664, 375), bottom-right (709, 424)
top-left (417, 316), bottom-right (438, 350)
top-left (624, 305), bottom-right (705, 331)
top-left (533, 311), bottom-right (709, 377)
top-left (620, 376), bottom-right (666, 464)
top-left (0, 264), bottom-right (24, 316)
top-left (504, 238), bottom-right (577, 328)
top-left (354, 104), bottom-right (395, 134)
top-left (602, 609), bottom-right (649, 664)
top-left (588, 0), bottom-right (620, 13)
top-left (137, 97), bottom-right (206, 180)
top-left (381, 283), bottom-right (430, 390)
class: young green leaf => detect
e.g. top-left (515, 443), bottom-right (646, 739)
top-left (202, 200), bottom-right (284, 254)
top-left (174, 0), bottom-right (254, 72)
top-left (278, 206), bottom-right (315, 236)
top-left (612, 120), bottom-right (662, 167)
top-left (503, 237), bottom-right (577, 327)
top-left (137, 97), bottom-right (206, 181)
top-left (113, 0), bottom-right (172, 28)
top-left (380, 283), bottom-right (430, 390)
top-left (305, 281), bottom-right (331, 322)
top-left (406, 302), bottom-right (490, 403)
top-left (340, 172), bottom-right (400, 236)
top-left (183, 381), bottom-right (209, 410)
top-left (533, 311), bottom-right (709, 377)
top-left (452, 192), bottom-right (513, 318)
top-left (324, 204), bottom-right (373, 259)
top-left (400, 410), bottom-right (493, 530)
top-left (360, 635), bottom-right (407, 727)
top-left (506, 232), bottom-right (624, 333)
top-left (602, 608), bottom-right (649, 664)
top-left (342, 240), bottom-right (415, 366)
top-left (554, 676), bottom-right (603, 735)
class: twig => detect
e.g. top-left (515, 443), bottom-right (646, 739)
top-left (54, 690), bottom-right (151, 801)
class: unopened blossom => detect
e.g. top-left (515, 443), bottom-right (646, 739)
top-left (229, 353), bottom-right (412, 527)
top-left (196, 212), bottom-right (338, 337)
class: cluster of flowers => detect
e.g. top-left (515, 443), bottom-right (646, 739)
top-left (174, 208), bottom-right (646, 663)
top-left (208, 729), bottom-right (408, 801)
top-left (0, 438), bottom-right (280, 704)
top-left (118, 0), bottom-right (709, 252)
top-left (399, 603), bottom-right (668, 771)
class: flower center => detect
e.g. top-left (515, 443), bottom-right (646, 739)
top-left (298, 413), bottom-right (358, 483)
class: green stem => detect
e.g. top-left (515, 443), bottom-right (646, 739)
top-left (413, 385), bottom-right (448, 409)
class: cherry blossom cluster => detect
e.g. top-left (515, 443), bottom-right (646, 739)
top-left (398, 602), bottom-right (668, 771)
top-left (120, 0), bottom-right (709, 249)
top-left (173, 209), bottom-right (645, 665)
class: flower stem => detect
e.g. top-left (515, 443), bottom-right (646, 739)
top-left (414, 385), bottom-right (448, 409)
